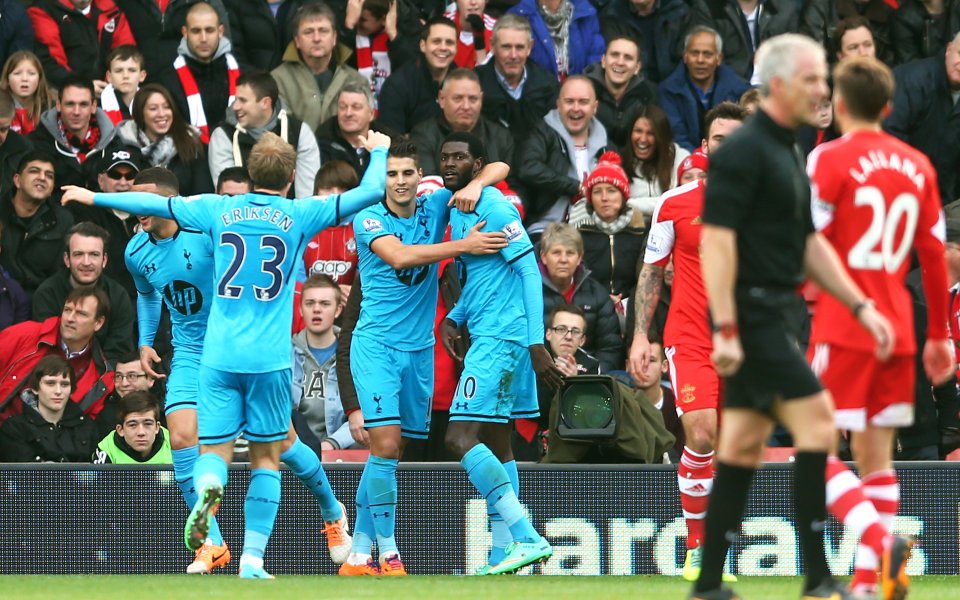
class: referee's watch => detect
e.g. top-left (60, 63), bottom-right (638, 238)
top-left (852, 299), bottom-right (875, 318)
top-left (712, 322), bottom-right (739, 339)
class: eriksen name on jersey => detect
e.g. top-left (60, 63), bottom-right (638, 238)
top-left (220, 206), bottom-right (296, 231)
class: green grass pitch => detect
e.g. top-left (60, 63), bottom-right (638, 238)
top-left (3, 576), bottom-right (959, 599)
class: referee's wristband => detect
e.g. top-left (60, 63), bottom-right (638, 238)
top-left (712, 322), bottom-right (739, 339)
top-left (852, 299), bottom-right (875, 318)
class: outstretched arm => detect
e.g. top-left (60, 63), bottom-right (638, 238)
top-left (337, 131), bottom-right (392, 219)
top-left (369, 221), bottom-right (506, 270)
top-left (62, 186), bottom-right (176, 218)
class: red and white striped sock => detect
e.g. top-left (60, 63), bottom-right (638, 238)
top-left (862, 469), bottom-right (899, 529)
top-left (826, 457), bottom-right (888, 591)
top-left (678, 446), bottom-right (714, 549)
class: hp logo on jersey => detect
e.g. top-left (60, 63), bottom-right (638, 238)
top-left (164, 280), bottom-right (204, 316)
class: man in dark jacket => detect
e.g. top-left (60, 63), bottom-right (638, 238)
top-left (701, 0), bottom-right (799, 79)
top-left (27, 0), bottom-right (137, 91)
top-left (0, 151), bottom-right (74, 294)
top-left (475, 14), bottom-right (559, 140)
top-left (539, 223), bottom-right (624, 372)
top-left (224, 0), bottom-right (293, 71)
top-left (518, 76), bottom-right (608, 234)
top-left (378, 16), bottom-right (457, 134)
top-left (158, 2), bottom-right (243, 144)
top-left (884, 33), bottom-right (960, 204)
top-left (601, 0), bottom-right (713, 84)
top-left (31, 221), bottom-right (135, 362)
top-left (114, 0), bottom-right (231, 82)
top-left (0, 355), bottom-right (98, 462)
top-left (316, 83), bottom-right (398, 180)
top-left (411, 69), bottom-right (515, 176)
top-left (584, 36), bottom-right (658, 148)
top-left (29, 76), bottom-right (120, 189)
top-left (892, 0), bottom-right (960, 65)
top-left (0, 0), bottom-right (33, 70)
top-left (801, 0), bottom-right (897, 65)
top-left (657, 26), bottom-right (750, 151)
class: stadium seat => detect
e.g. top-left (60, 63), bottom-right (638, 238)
top-left (762, 447), bottom-right (795, 462)
top-left (322, 450), bottom-right (370, 463)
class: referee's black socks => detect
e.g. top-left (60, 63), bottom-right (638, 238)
top-left (793, 451), bottom-right (832, 592)
top-left (694, 462), bottom-right (754, 593)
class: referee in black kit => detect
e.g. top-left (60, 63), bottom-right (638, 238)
top-left (691, 35), bottom-right (896, 600)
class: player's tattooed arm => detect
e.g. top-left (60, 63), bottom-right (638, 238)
top-left (633, 263), bottom-right (665, 337)
top-left (626, 263), bottom-right (665, 383)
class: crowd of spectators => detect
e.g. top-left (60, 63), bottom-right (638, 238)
top-left (0, 0), bottom-right (959, 464)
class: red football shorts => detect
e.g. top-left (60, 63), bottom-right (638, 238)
top-left (808, 343), bottom-right (915, 431)
top-left (665, 344), bottom-right (721, 416)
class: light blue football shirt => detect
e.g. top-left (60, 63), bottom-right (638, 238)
top-left (125, 228), bottom-right (214, 357)
top-left (448, 188), bottom-right (535, 344)
top-left (353, 188), bottom-right (453, 351)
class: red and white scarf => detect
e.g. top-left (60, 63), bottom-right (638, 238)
top-left (354, 32), bottom-right (390, 108)
top-left (174, 52), bottom-right (239, 144)
top-left (99, 84), bottom-right (131, 125)
top-left (58, 116), bottom-right (101, 164)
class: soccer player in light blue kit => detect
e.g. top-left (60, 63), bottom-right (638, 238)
top-left (439, 132), bottom-right (563, 575)
top-left (63, 131), bottom-right (392, 579)
top-left (125, 168), bottom-right (352, 574)
top-left (339, 140), bottom-right (510, 576)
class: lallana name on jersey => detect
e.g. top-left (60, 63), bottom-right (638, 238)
top-left (848, 150), bottom-right (926, 191)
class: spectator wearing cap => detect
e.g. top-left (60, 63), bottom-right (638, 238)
top-left (657, 26), bottom-right (749, 152)
top-left (63, 147), bottom-right (142, 301)
top-left (677, 148), bottom-right (709, 185)
top-left (31, 221), bottom-right (135, 362)
top-left (568, 150), bottom-right (647, 318)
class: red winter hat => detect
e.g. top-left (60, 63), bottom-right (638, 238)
top-left (584, 151), bottom-right (630, 202)
top-left (677, 148), bottom-right (709, 182)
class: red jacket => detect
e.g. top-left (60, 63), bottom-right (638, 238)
top-left (0, 316), bottom-right (115, 425)
top-left (28, 0), bottom-right (136, 88)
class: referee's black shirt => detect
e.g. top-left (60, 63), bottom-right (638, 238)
top-left (703, 109), bottom-right (814, 301)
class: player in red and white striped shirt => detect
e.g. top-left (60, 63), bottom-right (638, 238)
top-left (808, 56), bottom-right (954, 599)
top-left (626, 102), bottom-right (746, 582)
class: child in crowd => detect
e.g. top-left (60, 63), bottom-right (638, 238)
top-left (0, 50), bottom-right (52, 135)
top-left (100, 45), bottom-right (147, 125)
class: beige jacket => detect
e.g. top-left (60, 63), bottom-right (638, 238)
top-left (270, 42), bottom-right (368, 131)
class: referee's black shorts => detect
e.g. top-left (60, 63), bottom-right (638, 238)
top-left (724, 297), bottom-right (823, 413)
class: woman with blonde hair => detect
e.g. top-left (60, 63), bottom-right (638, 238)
top-left (115, 83), bottom-right (213, 194)
top-left (0, 51), bottom-right (53, 135)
